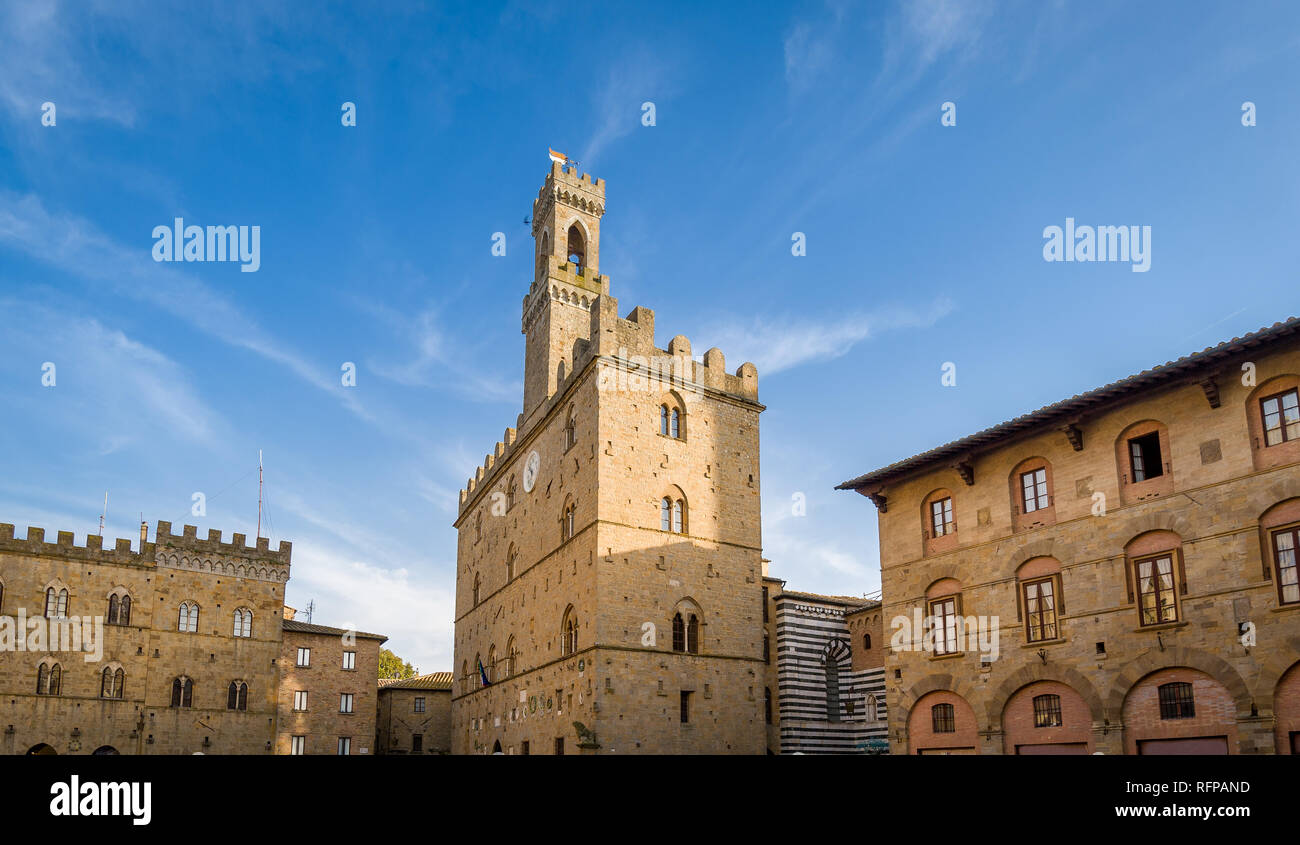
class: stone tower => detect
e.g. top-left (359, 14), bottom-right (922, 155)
top-left (452, 162), bottom-right (766, 755)
top-left (522, 162), bottom-right (609, 424)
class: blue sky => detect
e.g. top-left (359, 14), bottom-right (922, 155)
top-left (1, 1), bottom-right (1298, 672)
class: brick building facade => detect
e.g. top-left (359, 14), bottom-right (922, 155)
top-left (451, 163), bottom-right (767, 754)
top-left (276, 616), bottom-right (386, 755)
top-left (377, 672), bottom-right (452, 754)
top-left (0, 519), bottom-right (388, 755)
top-left (838, 318), bottom-right (1300, 754)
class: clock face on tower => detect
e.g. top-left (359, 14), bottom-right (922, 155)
top-left (522, 450), bottom-right (541, 493)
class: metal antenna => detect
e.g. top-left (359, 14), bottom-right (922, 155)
top-left (256, 450), bottom-right (263, 540)
top-left (98, 491), bottom-right (108, 537)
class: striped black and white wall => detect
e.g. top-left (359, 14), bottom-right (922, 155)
top-left (775, 594), bottom-right (888, 754)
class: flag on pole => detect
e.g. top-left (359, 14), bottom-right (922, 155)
top-left (478, 657), bottom-right (490, 687)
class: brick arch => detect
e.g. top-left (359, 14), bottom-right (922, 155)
top-left (1254, 476), bottom-right (1300, 513)
top-left (915, 563), bottom-right (962, 594)
top-left (985, 664), bottom-right (1105, 726)
top-left (898, 672), bottom-right (981, 715)
top-left (1004, 538), bottom-right (1059, 576)
top-left (1116, 511), bottom-right (1194, 543)
top-left (1106, 646), bottom-right (1253, 717)
top-left (1255, 634), bottom-right (1300, 708)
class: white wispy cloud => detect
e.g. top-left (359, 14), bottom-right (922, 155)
top-left (361, 302), bottom-right (521, 403)
top-left (0, 192), bottom-right (440, 440)
top-left (0, 299), bottom-right (223, 452)
top-left (706, 298), bottom-right (954, 376)
top-left (0, 3), bottom-right (137, 125)
top-left (580, 48), bottom-right (679, 166)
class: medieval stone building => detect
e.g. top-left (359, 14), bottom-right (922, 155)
top-left (839, 318), bottom-right (1300, 754)
top-left (451, 163), bottom-right (767, 754)
top-left (0, 519), bottom-right (386, 754)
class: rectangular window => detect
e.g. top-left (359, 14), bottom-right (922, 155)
top-left (340, 693), bottom-right (354, 714)
top-left (1023, 578), bottom-right (1058, 642)
top-left (293, 690), bottom-right (308, 711)
top-left (680, 690), bottom-right (692, 723)
top-left (414, 696), bottom-right (426, 713)
top-left (1262, 389), bottom-right (1300, 446)
top-left (411, 734), bottom-right (423, 752)
top-left (342, 651), bottom-right (355, 670)
top-left (762, 587), bottom-right (769, 622)
top-left (1129, 432), bottom-right (1164, 482)
top-left (296, 647), bottom-right (311, 667)
top-left (1032, 694), bottom-right (1062, 727)
top-left (290, 735), bottom-right (305, 755)
top-left (337, 737), bottom-right (351, 755)
top-left (1021, 468), bottom-right (1049, 513)
top-left (1158, 683), bottom-right (1195, 719)
top-left (929, 597), bottom-right (959, 654)
top-left (1136, 555), bottom-right (1178, 625)
top-left (1274, 528), bottom-right (1300, 605)
top-left (930, 497), bottom-right (954, 537)
top-left (554, 737), bottom-right (564, 755)
top-left (932, 703), bottom-right (955, 733)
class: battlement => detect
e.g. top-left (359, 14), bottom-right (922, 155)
top-left (541, 161), bottom-right (606, 198)
top-left (153, 521), bottom-right (291, 583)
top-left (588, 297), bottom-right (760, 403)
top-left (460, 296), bottom-right (760, 515)
top-left (0, 523), bottom-right (148, 564)
top-left (154, 521), bottom-right (292, 563)
top-left (522, 258), bottom-right (610, 333)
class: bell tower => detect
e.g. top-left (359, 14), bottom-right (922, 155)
top-left (521, 162), bottom-right (609, 421)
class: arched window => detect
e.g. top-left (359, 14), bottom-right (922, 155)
top-left (37, 662), bottom-right (62, 696)
top-left (44, 587), bottom-right (68, 618)
top-left (866, 694), bottom-right (879, 722)
top-left (108, 594), bottom-right (120, 625)
top-left (227, 681), bottom-right (248, 711)
top-left (863, 633), bottom-right (872, 650)
top-left (101, 667), bottom-right (124, 699)
top-left (686, 614), bottom-right (700, 654)
top-left (562, 499), bottom-right (576, 541)
top-left (564, 409), bottom-right (576, 450)
top-left (487, 645), bottom-right (497, 683)
top-left (560, 607), bottom-right (578, 656)
top-left (1262, 499), bottom-right (1300, 606)
top-left (825, 655), bottom-right (841, 722)
top-left (178, 601), bottom-right (199, 633)
top-left (566, 223), bottom-right (586, 273)
top-left (1018, 557), bottom-right (1063, 642)
top-left (506, 544), bottom-right (516, 582)
top-left (171, 677), bottom-right (193, 708)
top-left (505, 636), bottom-right (516, 678)
top-left (661, 497), bottom-right (671, 531)
top-left (931, 702), bottom-right (955, 733)
top-left (461, 660), bottom-right (468, 695)
top-left (672, 499), bottom-right (684, 533)
top-left (507, 475), bottom-right (517, 511)
top-left (660, 405), bottom-right (670, 436)
top-left (233, 607), bottom-right (253, 638)
top-left (672, 613), bottom-right (685, 652)
top-left (671, 408), bottom-right (680, 439)
top-left (473, 572), bottom-right (481, 606)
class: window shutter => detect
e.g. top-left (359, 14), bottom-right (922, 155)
top-left (1056, 575), bottom-right (1065, 613)
top-left (1124, 557), bottom-right (1134, 603)
top-left (1014, 582), bottom-right (1021, 621)
top-left (1176, 547), bottom-right (1188, 596)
